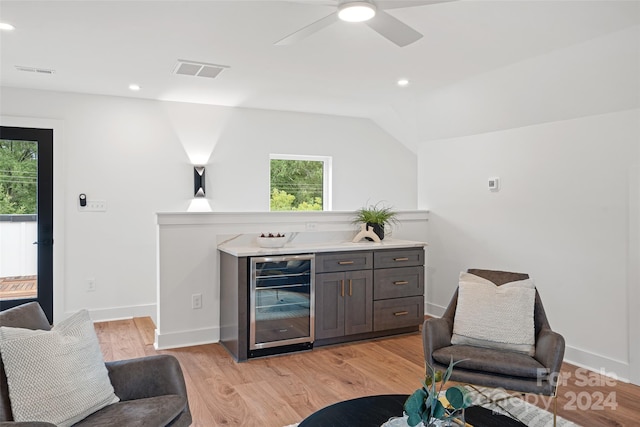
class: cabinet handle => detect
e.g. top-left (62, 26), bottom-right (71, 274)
top-left (394, 257), bottom-right (409, 262)
top-left (393, 281), bottom-right (409, 285)
top-left (394, 311), bottom-right (409, 316)
top-left (349, 279), bottom-right (353, 296)
top-left (341, 280), bottom-right (345, 297)
top-left (338, 261), bottom-right (354, 265)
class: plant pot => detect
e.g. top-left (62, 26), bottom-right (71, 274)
top-left (366, 223), bottom-right (385, 241)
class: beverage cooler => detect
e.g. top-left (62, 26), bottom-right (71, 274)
top-left (249, 254), bottom-right (315, 355)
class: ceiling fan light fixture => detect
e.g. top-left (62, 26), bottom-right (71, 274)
top-left (338, 2), bottom-right (376, 23)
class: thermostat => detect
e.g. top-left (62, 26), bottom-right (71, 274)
top-left (488, 177), bottom-right (500, 191)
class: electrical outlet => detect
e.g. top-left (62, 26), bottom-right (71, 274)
top-left (192, 293), bottom-right (202, 309)
top-left (79, 200), bottom-right (107, 212)
top-left (305, 222), bottom-right (317, 231)
top-left (87, 278), bottom-right (96, 292)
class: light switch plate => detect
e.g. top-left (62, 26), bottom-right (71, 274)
top-left (79, 199), bottom-right (107, 212)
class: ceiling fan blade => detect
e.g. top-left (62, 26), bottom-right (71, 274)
top-left (274, 12), bottom-right (339, 45)
top-left (376, 0), bottom-right (456, 10)
top-left (365, 9), bottom-right (423, 47)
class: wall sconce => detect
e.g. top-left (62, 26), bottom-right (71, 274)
top-left (194, 166), bottom-right (205, 197)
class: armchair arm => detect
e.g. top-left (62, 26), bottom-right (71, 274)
top-left (105, 354), bottom-right (188, 402)
top-left (534, 328), bottom-right (565, 378)
top-left (422, 317), bottom-right (453, 366)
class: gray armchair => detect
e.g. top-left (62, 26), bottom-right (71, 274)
top-left (423, 269), bottom-right (565, 422)
top-left (0, 302), bottom-right (192, 427)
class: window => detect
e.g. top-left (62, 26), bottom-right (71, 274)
top-left (269, 154), bottom-right (332, 211)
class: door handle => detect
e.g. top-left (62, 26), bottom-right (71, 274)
top-left (393, 281), bottom-right (409, 285)
top-left (394, 311), bottom-right (409, 316)
top-left (393, 257), bottom-right (409, 262)
top-left (349, 279), bottom-right (352, 296)
top-left (341, 280), bottom-right (345, 297)
top-left (338, 261), bottom-right (354, 265)
top-left (33, 239), bottom-right (54, 246)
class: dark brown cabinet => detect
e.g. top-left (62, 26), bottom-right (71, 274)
top-left (220, 244), bottom-right (425, 359)
top-left (315, 269), bottom-right (373, 340)
top-left (315, 247), bottom-right (424, 346)
top-left (373, 249), bottom-right (425, 332)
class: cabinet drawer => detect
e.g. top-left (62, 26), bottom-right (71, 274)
top-left (374, 248), bottom-right (424, 269)
top-left (373, 296), bottom-right (424, 332)
top-left (374, 266), bottom-right (424, 300)
top-left (316, 251), bottom-right (373, 273)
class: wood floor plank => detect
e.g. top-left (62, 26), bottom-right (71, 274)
top-left (95, 317), bottom-right (640, 427)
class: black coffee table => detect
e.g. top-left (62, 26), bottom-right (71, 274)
top-left (298, 394), bottom-right (526, 427)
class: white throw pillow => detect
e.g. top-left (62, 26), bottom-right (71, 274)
top-left (451, 272), bottom-right (536, 355)
top-left (0, 309), bottom-right (119, 426)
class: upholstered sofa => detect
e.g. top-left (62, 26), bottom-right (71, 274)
top-left (0, 302), bottom-right (192, 426)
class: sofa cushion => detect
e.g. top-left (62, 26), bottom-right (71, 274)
top-left (451, 272), bottom-right (536, 356)
top-left (0, 302), bottom-right (52, 422)
top-left (433, 345), bottom-right (549, 379)
top-left (73, 395), bottom-right (187, 427)
top-left (0, 309), bottom-right (118, 426)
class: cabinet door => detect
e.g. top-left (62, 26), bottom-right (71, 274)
top-left (344, 270), bottom-right (373, 336)
top-left (315, 272), bottom-right (345, 340)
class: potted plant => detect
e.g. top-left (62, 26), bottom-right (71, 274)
top-left (403, 359), bottom-right (471, 426)
top-left (352, 202), bottom-right (398, 241)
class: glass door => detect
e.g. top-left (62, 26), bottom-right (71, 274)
top-left (0, 126), bottom-right (53, 323)
top-left (250, 254), bottom-right (315, 350)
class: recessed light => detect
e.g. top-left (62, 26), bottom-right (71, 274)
top-left (0, 23), bottom-right (15, 31)
top-left (397, 79), bottom-right (410, 87)
top-left (128, 84), bottom-right (141, 91)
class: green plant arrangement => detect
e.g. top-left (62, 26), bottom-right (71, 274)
top-left (352, 202), bottom-right (398, 240)
top-left (403, 359), bottom-right (472, 427)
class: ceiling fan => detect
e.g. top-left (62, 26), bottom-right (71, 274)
top-left (275, 0), bottom-right (446, 47)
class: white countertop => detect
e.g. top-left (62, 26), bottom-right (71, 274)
top-left (218, 238), bottom-right (426, 257)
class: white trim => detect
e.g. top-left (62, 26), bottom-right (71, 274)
top-left (628, 165), bottom-right (640, 384)
top-left (564, 345), bottom-right (630, 383)
top-left (156, 209), bottom-right (429, 226)
top-left (77, 303), bottom-right (157, 324)
top-left (0, 115), bottom-right (65, 324)
top-left (154, 326), bottom-right (220, 350)
top-left (269, 153), bottom-right (333, 211)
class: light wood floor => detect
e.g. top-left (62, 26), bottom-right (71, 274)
top-left (94, 318), bottom-right (640, 427)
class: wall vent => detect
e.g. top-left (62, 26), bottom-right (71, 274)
top-left (15, 65), bottom-right (55, 74)
top-left (172, 60), bottom-right (229, 79)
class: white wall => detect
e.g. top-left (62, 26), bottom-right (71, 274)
top-left (417, 19), bottom-right (640, 384)
top-left (418, 108), bottom-right (640, 380)
top-left (0, 87), bottom-right (417, 322)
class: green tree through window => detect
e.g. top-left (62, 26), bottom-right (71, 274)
top-left (0, 139), bottom-right (38, 214)
top-left (270, 157), bottom-right (329, 211)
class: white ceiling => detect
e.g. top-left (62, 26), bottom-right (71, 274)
top-left (1, 0), bottom-right (638, 149)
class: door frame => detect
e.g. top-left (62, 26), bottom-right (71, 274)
top-left (0, 116), bottom-right (65, 324)
top-left (0, 126), bottom-right (53, 322)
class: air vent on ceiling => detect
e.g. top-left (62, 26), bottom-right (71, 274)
top-left (15, 65), bottom-right (55, 74)
top-left (172, 60), bottom-right (229, 79)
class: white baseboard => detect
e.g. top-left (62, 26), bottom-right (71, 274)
top-left (72, 303), bottom-right (156, 324)
top-left (564, 345), bottom-right (630, 383)
top-left (154, 326), bottom-right (220, 350)
top-left (425, 302), bottom-right (447, 317)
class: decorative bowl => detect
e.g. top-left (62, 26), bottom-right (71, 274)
top-left (256, 235), bottom-right (287, 248)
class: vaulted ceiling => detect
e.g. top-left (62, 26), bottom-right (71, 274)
top-left (1, 1), bottom-right (638, 150)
